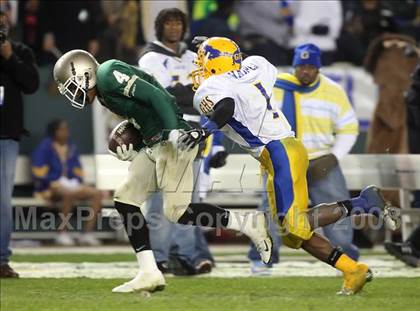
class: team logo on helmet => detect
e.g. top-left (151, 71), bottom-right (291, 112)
top-left (300, 51), bottom-right (310, 59)
top-left (204, 44), bottom-right (240, 61)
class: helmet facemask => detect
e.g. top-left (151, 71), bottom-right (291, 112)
top-left (58, 73), bottom-right (90, 109)
top-left (191, 47), bottom-right (209, 91)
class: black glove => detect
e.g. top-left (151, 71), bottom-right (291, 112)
top-left (311, 24), bottom-right (330, 35)
top-left (209, 151), bottom-right (228, 168)
top-left (178, 128), bottom-right (209, 151)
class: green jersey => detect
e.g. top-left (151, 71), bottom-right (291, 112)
top-left (96, 59), bottom-right (191, 147)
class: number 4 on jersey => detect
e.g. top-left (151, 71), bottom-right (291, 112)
top-left (113, 70), bottom-right (130, 84)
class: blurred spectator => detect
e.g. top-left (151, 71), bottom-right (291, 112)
top-left (235, 0), bottom-right (291, 66)
top-left (285, 44), bottom-right (359, 259)
top-left (382, 0), bottom-right (420, 41)
top-left (117, 0), bottom-right (141, 64)
top-left (406, 62), bottom-right (420, 154)
top-left (95, 1), bottom-right (124, 63)
top-left (337, 0), bottom-right (398, 65)
top-left (289, 1), bottom-right (343, 66)
top-left (0, 0), bottom-right (18, 35)
top-left (385, 225), bottom-right (420, 267)
top-left (32, 119), bottom-right (103, 246)
top-left (141, 0), bottom-right (188, 43)
top-left (364, 34), bottom-right (418, 154)
top-left (34, 1), bottom-right (104, 64)
top-left (97, 0), bottom-right (143, 64)
top-left (19, 0), bottom-right (59, 65)
top-left (364, 33), bottom-right (418, 207)
top-left (0, 10), bottom-right (39, 278)
top-left (405, 60), bottom-right (420, 207)
top-left (20, 0), bottom-right (40, 52)
top-left (193, 0), bottom-right (236, 40)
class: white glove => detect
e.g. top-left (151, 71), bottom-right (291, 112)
top-left (167, 129), bottom-right (184, 149)
top-left (116, 143), bottom-right (138, 161)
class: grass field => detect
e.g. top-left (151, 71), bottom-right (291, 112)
top-left (2, 247), bottom-right (419, 310)
top-left (2, 277), bottom-right (420, 311)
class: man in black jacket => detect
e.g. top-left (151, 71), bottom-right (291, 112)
top-left (0, 11), bottom-right (39, 278)
top-left (384, 61), bottom-right (420, 268)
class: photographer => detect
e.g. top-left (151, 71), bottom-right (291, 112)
top-left (0, 10), bottom-right (39, 278)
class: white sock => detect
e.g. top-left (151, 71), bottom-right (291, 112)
top-left (136, 250), bottom-right (158, 272)
top-left (226, 211), bottom-right (253, 235)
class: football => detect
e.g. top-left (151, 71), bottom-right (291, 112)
top-left (108, 120), bottom-right (143, 154)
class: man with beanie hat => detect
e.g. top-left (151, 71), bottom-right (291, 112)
top-left (278, 43), bottom-right (360, 259)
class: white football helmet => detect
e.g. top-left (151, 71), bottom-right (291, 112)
top-left (53, 49), bottom-right (99, 109)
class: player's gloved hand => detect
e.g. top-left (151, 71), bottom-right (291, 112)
top-left (192, 36), bottom-right (208, 49)
top-left (168, 129), bottom-right (184, 149)
top-left (209, 150), bottom-right (228, 168)
top-left (178, 128), bottom-right (209, 151)
top-left (116, 143), bottom-right (138, 161)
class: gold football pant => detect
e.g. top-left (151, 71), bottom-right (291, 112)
top-left (259, 137), bottom-right (313, 249)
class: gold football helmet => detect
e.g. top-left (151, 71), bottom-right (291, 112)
top-left (192, 37), bottom-right (242, 90)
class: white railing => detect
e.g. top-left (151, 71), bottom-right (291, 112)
top-left (14, 154), bottom-right (420, 239)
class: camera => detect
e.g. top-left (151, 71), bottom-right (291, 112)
top-left (0, 24), bottom-right (7, 44)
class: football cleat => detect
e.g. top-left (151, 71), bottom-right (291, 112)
top-left (382, 205), bottom-right (400, 231)
top-left (366, 268), bottom-right (374, 283)
top-left (55, 232), bottom-right (76, 246)
top-left (78, 233), bottom-right (102, 246)
top-left (337, 263), bottom-right (370, 296)
top-left (246, 212), bottom-right (273, 264)
top-left (384, 242), bottom-right (420, 268)
top-left (250, 260), bottom-right (272, 276)
top-left (112, 270), bottom-right (165, 293)
top-left (359, 185), bottom-right (400, 231)
top-left (195, 260), bottom-right (213, 275)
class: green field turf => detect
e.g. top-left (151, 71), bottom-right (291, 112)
top-left (10, 253), bottom-right (136, 263)
top-left (1, 277), bottom-right (419, 311)
top-left (9, 249), bottom-right (388, 263)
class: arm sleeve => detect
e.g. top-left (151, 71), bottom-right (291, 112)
top-left (70, 147), bottom-right (84, 183)
top-left (207, 97), bottom-right (235, 129)
top-left (31, 142), bottom-right (50, 181)
top-left (128, 77), bottom-right (179, 130)
top-left (102, 63), bottom-right (180, 131)
top-left (332, 90), bottom-right (359, 159)
top-left (331, 134), bottom-right (357, 160)
top-left (166, 83), bottom-right (195, 110)
top-left (1, 44), bottom-right (40, 94)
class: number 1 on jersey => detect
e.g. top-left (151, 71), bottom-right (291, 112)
top-left (254, 82), bottom-right (279, 119)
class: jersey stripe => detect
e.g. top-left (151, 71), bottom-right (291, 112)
top-left (123, 75), bottom-right (139, 97)
top-left (227, 118), bottom-right (264, 147)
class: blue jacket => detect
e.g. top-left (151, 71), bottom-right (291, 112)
top-left (31, 138), bottom-right (83, 193)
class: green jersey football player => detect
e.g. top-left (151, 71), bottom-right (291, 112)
top-left (53, 49), bottom-right (272, 293)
